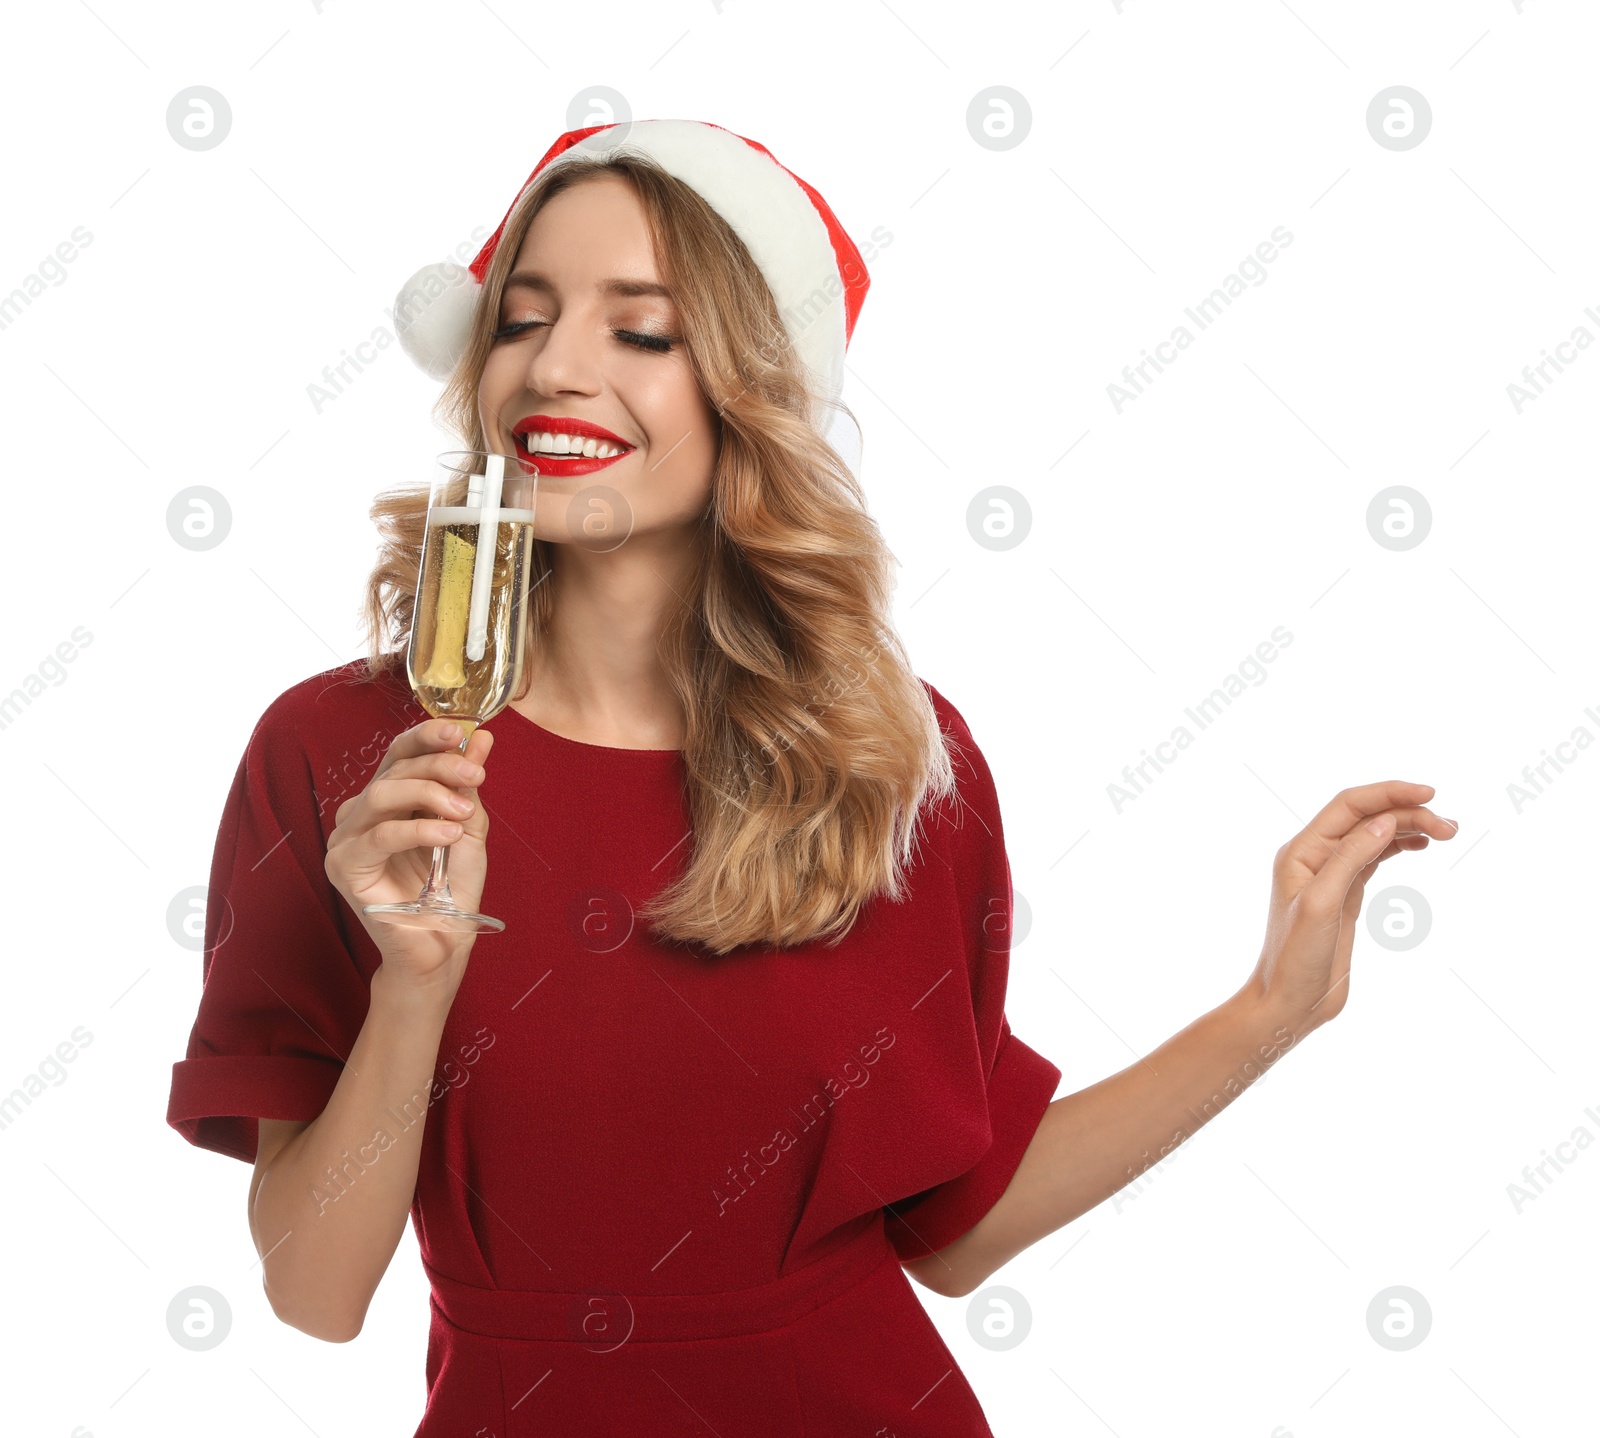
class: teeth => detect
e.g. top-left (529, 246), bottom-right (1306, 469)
top-left (519, 431), bottom-right (627, 460)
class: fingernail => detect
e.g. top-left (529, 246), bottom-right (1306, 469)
top-left (441, 723), bottom-right (460, 740)
top-left (1367, 815), bottom-right (1393, 836)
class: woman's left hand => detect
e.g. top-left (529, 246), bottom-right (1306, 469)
top-left (1249, 781), bottom-right (1459, 1038)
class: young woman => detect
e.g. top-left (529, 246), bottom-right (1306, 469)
top-left (168, 120), bottom-right (1457, 1436)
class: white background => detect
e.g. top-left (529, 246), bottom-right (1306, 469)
top-left (3, 1), bottom-right (1595, 1434)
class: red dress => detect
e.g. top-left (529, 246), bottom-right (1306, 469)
top-left (167, 659), bottom-right (1061, 1436)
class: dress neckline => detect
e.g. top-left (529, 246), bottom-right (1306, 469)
top-left (496, 703), bottom-right (683, 757)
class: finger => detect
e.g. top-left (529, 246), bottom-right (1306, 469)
top-left (465, 726), bottom-right (494, 767)
top-left (361, 816), bottom-right (469, 862)
top-left (378, 743), bottom-right (491, 793)
top-left (1375, 805), bottom-right (1457, 840)
top-left (1359, 832), bottom-right (1431, 873)
top-left (1344, 833), bottom-right (1431, 917)
top-left (1305, 809), bottom-right (1401, 914)
top-left (1287, 799), bottom-right (1456, 878)
top-left (1301, 782), bottom-right (1437, 851)
top-left (369, 775), bottom-right (478, 824)
top-left (338, 723), bottom-right (491, 831)
top-left (434, 728), bottom-right (492, 840)
top-left (374, 719), bottom-right (476, 781)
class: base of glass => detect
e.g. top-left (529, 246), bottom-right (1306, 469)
top-left (362, 899), bottom-right (506, 934)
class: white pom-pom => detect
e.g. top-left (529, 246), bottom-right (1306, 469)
top-left (393, 261), bottom-right (480, 382)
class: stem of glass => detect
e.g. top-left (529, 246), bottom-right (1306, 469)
top-left (415, 731), bottom-right (471, 910)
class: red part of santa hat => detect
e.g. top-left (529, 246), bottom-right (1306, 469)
top-left (394, 118), bottom-right (869, 417)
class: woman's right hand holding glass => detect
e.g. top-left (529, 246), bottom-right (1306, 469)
top-left (324, 719), bottom-right (494, 992)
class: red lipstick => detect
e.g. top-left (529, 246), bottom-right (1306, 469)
top-left (510, 415), bottom-right (635, 477)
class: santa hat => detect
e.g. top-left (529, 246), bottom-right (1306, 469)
top-left (393, 118), bottom-right (870, 428)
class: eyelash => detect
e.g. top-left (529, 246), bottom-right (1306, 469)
top-left (489, 319), bottom-right (675, 354)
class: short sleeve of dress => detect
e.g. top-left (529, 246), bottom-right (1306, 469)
top-left (883, 687), bottom-right (1062, 1262)
top-left (166, 688), bottom-right (372, 1165)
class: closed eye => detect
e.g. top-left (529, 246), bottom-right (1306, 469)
top-left (490, 319), bottom-right (675, 354)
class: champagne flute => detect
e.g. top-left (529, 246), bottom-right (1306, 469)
top-left (364, 448), bottom-right (538, 933)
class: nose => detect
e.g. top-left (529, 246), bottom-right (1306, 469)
top-left (521, 309), bottom-right (603, 399)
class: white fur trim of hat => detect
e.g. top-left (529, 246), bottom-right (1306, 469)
top-left (392, 118), bottom-right (870, 433)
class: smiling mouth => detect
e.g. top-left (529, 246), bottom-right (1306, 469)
top-left (508, 427), bottom-right (635, 476)
top-left (515, 431), bottom-right (632, 460)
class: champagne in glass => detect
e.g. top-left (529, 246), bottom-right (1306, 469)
top-left (364, 449), bottom-right (538, 934)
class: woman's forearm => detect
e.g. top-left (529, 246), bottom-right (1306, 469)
top-left (249, 968), bottom-right (455, 1339)
top-left (918, 982), bottom-right (1300, 1297)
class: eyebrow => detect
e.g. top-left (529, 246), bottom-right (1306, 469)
top-left (503, 270), bottom-right (675, 301)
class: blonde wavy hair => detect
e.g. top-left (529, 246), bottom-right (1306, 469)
top-left (358, 151), bottom-right (956, 954)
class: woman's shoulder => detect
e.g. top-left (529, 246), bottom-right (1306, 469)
top-left (914, 675), bottom-right (989, 774)
top-left (914, 675), bottom-right (953, 724)
top-left (217, 656), bottom-right (422, 839)
top-left (909, 675), bottom-right (1003, 849)
top-left (243, 655), bottom-right (419, 768)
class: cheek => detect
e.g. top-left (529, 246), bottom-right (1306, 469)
top-left (477, 353), bottom-right (515, 414)
top-left (637, 369), bottom-right (720, 453)
top-left (629, 387), bottom-right (718, 515)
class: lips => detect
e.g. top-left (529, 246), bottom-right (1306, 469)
top-left (510, 415), bottom-right (635, 478)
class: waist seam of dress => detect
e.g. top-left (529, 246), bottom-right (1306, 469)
top-left (424, 1216), bottom-right (896, 1344)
